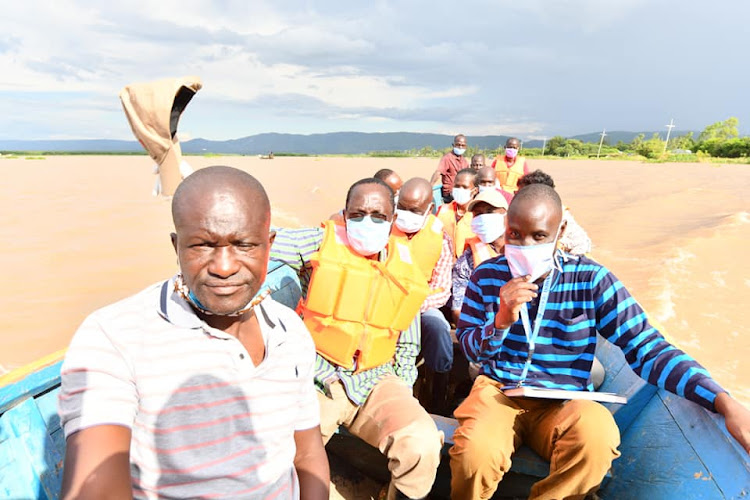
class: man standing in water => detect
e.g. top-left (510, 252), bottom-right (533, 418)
top-left (449, 183), bottom-right (750, 500)
top-left (59, 167), bottom-right (329, 499)
top-left (492, 137), bottom-right (530, 194)
top-left (271, 178), bottom-right (443, 500)
top-left (432, 134), bottom-right (470, 203)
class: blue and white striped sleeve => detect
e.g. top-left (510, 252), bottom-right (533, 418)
top-left (455, 263), bottom-right (509, 363)
top-left (593, 267), bottom-right (725, 411)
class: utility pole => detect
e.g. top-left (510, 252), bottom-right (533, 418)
top-left (541, 137), bottom-right (546, 156)
top-left (664, 118), bottom-right (675, 153)
top-left (597, 129), bottom-right (607, 159)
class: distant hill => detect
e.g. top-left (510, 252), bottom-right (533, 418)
top-left (0, 130), bottom-right (697, 155)
top-left (181, 132), bottom-right (516, 155)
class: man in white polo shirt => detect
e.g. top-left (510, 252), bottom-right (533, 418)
top-left (58, 166), bottom-right (329, 499)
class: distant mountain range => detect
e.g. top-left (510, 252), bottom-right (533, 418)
top-left (0, 130), bottom-right (695, 155)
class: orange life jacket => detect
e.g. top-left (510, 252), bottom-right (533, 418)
top-left (391, 214), bottom-right (444, 281)
top-left (467, 237), bottom-right (499, 266)
top-left (299, 220), bottom-right (431, 372)
top-left (436, 201), bottom-right (475, 258)
top-left (495, 156), bottom-right (526, 193)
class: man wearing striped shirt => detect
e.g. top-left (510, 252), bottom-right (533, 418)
top-left (449, 184), bottom-right (750, 500)
top-left (59, 167), bottom-right (329, 500)
top-left (271, 177), bottom-right (442, 500)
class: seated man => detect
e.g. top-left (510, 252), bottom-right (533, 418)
top-left (271, 178), bottom-right (443, 500)
top-left (375, 168), bottom-right (404, 200)
top-left (450, 189), bottom-right (508, 325)
top-left (59, 166), bottom-right (329, 499)
top-left (393, 178), bottom-right (454, 414)
top-left (476, 166), bottom-right (513, 204)
top-left (436, 168), bottom-right (478, 259)
top-left (491, 137), bottom-right (530, 194)
top-left (449, 183), bottom-right (750, 500)
top-left (470, 153), bottom-right (486, 170)
top-left (517, 169), bottom-right (592, 255)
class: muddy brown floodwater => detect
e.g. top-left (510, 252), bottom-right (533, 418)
top-left (1, 155), bottom-right (747, 410)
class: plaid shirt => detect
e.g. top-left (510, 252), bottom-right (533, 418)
top-left (420, 231), bottom-right (453, 312)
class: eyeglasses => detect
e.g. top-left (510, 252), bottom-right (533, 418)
top-left (347, 215), bottom-right (389, 223)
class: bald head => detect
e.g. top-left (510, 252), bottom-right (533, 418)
top-left (477, 166), bottom-right (497, 187)
top-left (470, 154), bottom-right (486, 169)
top-left (172, 166), bottom-right (270, 229)
top-left (399, 178), bottom-right (432, 206)
top-left (170, 166), bottom-right (273, 321)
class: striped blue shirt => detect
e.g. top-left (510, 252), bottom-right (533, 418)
top-left (457, 253), bottom-right (724, 411)
top-left (270, 227), bottom-right (420, 406)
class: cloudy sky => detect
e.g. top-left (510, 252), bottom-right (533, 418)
top-left (1, 0), bottom-right (748, 141)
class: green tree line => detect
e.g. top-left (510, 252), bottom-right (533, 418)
top-left (395, 117), bottom-right (748, 161)
top-left (539, 117), bottom-right (749, 160)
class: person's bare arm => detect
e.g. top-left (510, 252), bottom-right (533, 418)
top-left (429, 169), bottom-right (441, 185)
top-left (294, 426), bottom-right (330, 500)
top-left (715, 392), bottom-right (750, 453)
top-left (61, 425), bottom-right (133, 500)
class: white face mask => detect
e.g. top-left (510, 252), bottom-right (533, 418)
top-left (478, 184), bottom-right (495, 193)
top-left (395, 207), bottom-right (429, 234)
top-left (504, 224), bottom-right (563, 281)
top-left (470, 213), bottom-right (506, 245)
top-left (345, 215), bottom-right (392, 256)
top-left (452, 187), bottom-right (473, 205)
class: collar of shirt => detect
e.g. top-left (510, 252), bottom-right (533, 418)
top-left (157, 276), bottom-right (280, 344)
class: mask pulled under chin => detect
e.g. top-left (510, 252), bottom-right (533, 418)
top-left (504, 242), bottom-right (560, 282)
top-left (346, 216), bottom-right (392, 256)
top-left (174, 274), bottom-right (269, 317)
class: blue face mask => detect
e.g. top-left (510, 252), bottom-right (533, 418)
top-left (345, 215), bottom-right (392, 256)
top-left (453, 147), bottom-right (466, 156)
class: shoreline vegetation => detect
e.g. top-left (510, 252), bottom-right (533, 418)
top-left (2, 151), bottom-right (749, 165)
top-left (2, 117), bottom-right (748, 164)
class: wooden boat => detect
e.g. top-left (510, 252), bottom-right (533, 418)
top-left (2, 260), bottom-right (748, 499)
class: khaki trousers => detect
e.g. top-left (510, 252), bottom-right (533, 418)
top-left (449, 376), bottom-right (621, 500)
top-left (318, 375), bottom-right (443, 499)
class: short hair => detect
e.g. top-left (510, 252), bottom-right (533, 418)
top-left (455, 167), bottom-right (478, 187)
top-left (454, 134), bottom-right (466, 143)
top-left (345, 177), bottom-right (395, 212)
top-left (373, 168), bottom-right (396, 182)
top-left (518, 169), bottom-right (555, 189)
top-left (510, 183), bottom-right (562, 215)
